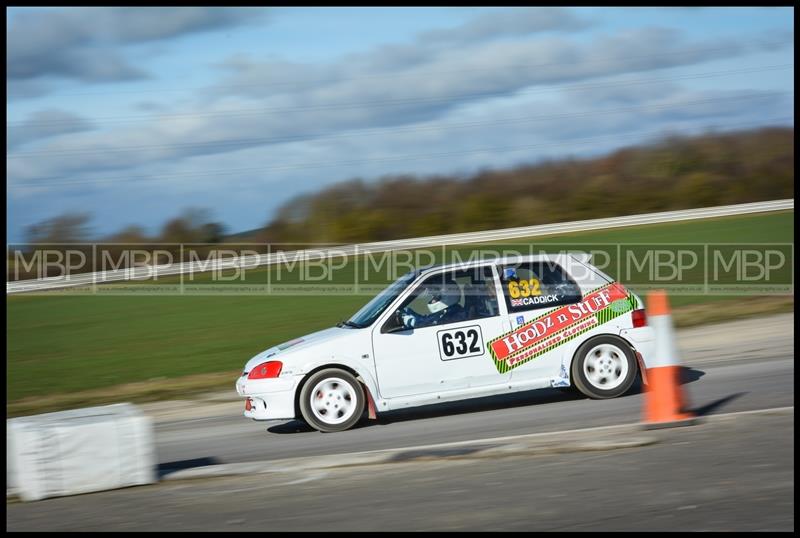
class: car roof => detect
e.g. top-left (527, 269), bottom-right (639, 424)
top-left (416, 251), bottom-right (592, 275)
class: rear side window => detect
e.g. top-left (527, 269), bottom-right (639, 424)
top-left (499, 261), bottom-right (582, 312)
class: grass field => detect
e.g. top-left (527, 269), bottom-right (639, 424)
top-left (6, 211), bottom-right (794, 415)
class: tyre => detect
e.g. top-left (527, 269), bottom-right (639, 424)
top-left (571, 335), bottom-right (638, 399)
top-left (298, 368), bottom-right (365, 432)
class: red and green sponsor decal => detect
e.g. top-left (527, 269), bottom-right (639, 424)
top-left (488, 282), bottom-right (636, 373)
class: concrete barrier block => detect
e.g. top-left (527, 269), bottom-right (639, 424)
top-left (7, 403), bottom-right (156, 502)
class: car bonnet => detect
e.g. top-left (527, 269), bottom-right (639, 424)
top-left (243, 327), bottom-right (351, 373)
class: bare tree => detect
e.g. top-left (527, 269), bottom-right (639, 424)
top-left (25, 213), bottom-right (92, 244)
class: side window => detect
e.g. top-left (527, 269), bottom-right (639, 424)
top-left (499, 261), bottom-right (582, 313)
top-left (396, 266), bottom-right (499, 329)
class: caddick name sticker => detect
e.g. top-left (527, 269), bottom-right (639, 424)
top-left (488, 283), bottom-right (635, 373)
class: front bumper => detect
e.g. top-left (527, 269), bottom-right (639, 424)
top-left (236, 374), bottom-right (299, 421)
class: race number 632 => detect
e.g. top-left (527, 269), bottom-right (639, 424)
top-left (508, 278), bottom-right (541, 298)
top-left (437, 325), bottom-right (485, 361)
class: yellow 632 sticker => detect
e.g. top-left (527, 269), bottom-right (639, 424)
top-left (508, 278), bottom-right (541, 298)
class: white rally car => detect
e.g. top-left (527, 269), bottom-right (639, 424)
top-left (236, 253), bottom-right (656, 432)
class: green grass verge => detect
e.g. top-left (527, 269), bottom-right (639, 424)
top-left (7, 211), bottom-right (794, 415)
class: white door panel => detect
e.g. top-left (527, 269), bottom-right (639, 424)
top-left (372, 316), bottom-right (509, 398)
top-left (371, 264), bottom-right (511, 399)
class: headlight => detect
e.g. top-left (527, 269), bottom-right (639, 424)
top-left (247, 361), bottom-right (283, 379)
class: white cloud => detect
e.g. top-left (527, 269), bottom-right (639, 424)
top-left (5, 8), bottom-right (794, 240)
top-left (7, 8), bottom-right (264, 91)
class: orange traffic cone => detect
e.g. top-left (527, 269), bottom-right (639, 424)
top-left (642, 290), bottom-right (699, 429)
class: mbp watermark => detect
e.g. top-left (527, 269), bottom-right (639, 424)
top-left (184, 248), bottom-right (262, 281)
top-left (707, 244), bottom-right (793, 294)
top-left (6, 242), bottom-right (794, 297)
top-left (12, 247), bottom-right (89, 279)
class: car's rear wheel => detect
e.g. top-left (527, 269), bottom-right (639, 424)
top-left (299, 369), bottom-right (365, 432)
top-left (571, 335), bottom-right (638, 399)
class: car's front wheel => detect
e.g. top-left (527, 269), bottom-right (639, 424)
top-left (299, 369), bottom-right (365, 432)
top-left (571, 335), bottom-right (638, 399)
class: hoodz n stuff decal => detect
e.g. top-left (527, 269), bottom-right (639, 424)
top-left (488, 282), bottom-right (636, 373)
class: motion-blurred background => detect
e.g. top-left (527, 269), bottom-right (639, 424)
top-left (6, 7), bottom-right (794, 416)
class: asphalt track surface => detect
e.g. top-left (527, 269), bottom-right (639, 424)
top-left (8, 410), bottom-right (793, 531)
top-left (154, 314), bottom-right (794, 472)
top-left (7, 314), bottom-right (794, 531)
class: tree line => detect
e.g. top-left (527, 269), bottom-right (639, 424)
top-left (8, 126), bottom-right (793, 280)
top-left (255, 126), bottom-right (793, 245)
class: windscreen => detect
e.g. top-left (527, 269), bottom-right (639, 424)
top-left (346, 270), bottom-right (418, 327)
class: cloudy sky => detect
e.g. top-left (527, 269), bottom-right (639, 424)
top-left (6, 7), bottom-right (794, 242)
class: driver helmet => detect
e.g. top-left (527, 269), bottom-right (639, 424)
top-left (423, 279), bottom-right (461, 314)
